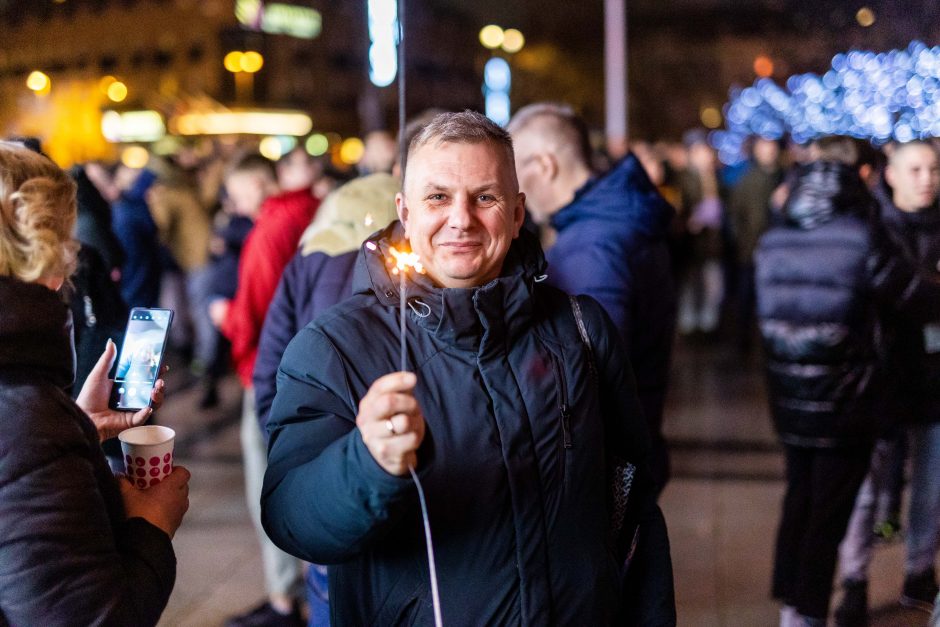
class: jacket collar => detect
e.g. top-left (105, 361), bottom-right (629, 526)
top-left (0, 275), bottom-right (75, 388)
top-left (550, 152), bottom-right (674, 237)
top-left (354, 221), bottom-right (547, 351)
top-left (783, 160), bottom-right (873, 229)
top-left (874, 179), bottom-right (940, 230)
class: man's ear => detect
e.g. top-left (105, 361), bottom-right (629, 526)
top-left (395, 192), bottom-right (409, 238)
top-left (540, 154), bottom-right (559, 181)
top-left (512, 192), bottom-right (526, 238)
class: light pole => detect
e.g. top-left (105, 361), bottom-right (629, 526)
top-left (479, 25), bottom-right (524, 127)
top-left (605, 0), bottom-right (628, 157)
top-left (224, 50), bottom-right (264, 103)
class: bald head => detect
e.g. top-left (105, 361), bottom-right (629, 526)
top-left (886, 141), bottom-right (940, 213)
top-left (508, 103), bottom-right (594, 222)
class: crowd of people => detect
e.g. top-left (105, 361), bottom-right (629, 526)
top-left (0, 102), bottom-right (939, 627)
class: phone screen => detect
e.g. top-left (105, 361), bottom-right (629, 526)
top-left (110, 308), bottom-right (173, 411)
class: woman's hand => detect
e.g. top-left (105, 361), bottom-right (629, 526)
top-left (118, 466), bottom-right (191, 539)
top-left (76, 339), bottom-right (166, 442)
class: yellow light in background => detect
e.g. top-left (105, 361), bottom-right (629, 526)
top-left (856, 7), bottom-right (875, 27)
top-left (700, 107), bottom-right (722, 129)
top-left (98, 75), bottom-right (117, 95)
top-left (305, 133), bottom-right (329, 156)
top-left (107, 80), bottom-right (128, 102)
top-left (224, 51), bottom-right (244, 73)
top-left (26, 71), bottom-right (50, 92)
top-left (259, 136), bottom-right (284, 160)
top-left (501, 29), bottom-right (525, 54)
top-left (339, 137), bottom-right (365, 165)
top-left (479, 25), bottom-right (504, 50)
top-left (170, 110), bottom-right (314, 136)
top-left (753, 55), bottom-right (774, 78)
top-left (240, 51), bottom-right (264, 73)
top-left (121, 146), bottom-right (150, 169)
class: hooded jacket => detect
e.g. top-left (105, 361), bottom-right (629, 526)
top-left (0, 276), bottom-right (176, 626)
top-left (547, 154), bottom-right (676, 491)
top-left (755, 161), bottom-right (940, 446)
top-left (874, 183), bottom-right (940, 423)
top-left (262, 223), bottom-right (675, 626)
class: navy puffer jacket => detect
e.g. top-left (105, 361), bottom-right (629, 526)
top-left (262, 223), bottom-right (675, 626)
top-left (547, 154), bottom-right (675, 491)
top-left (0, 277), bottom-right (176, 626)
top-left (756, 161), bottom-right (940, 447)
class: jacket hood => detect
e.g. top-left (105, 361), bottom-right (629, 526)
top-left (0, 276), bottom-right (75, 388)
top-left (353, 221), bottom-right (548, 350)
top-left (299, 172), bottom-right (400, 257)
top-left (782, 160), bottom-right (872, 229)
top-left (551, 153), bottom-right (674, 237)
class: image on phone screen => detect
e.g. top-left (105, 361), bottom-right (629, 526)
top-left (110, 308), bottom-right (173, 410)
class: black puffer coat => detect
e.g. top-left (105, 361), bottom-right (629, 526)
top-left (875, 184), bottom-right (940, 424)
top-left (755, 161), bottom-right (940, 447)
top-left (263, 223), bottom-right (675, 626)
top-left (0, 276), bottom-right (176, 626)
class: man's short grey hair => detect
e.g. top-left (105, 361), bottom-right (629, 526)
top-left (407, 110), bottom-right (515, 167)
top-left (507, 102), bottom-right (592, 168)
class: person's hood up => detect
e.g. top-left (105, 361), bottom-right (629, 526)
top-left (782, 160), bottom-right (872, 229)
top-left (551, 152), bottom-right (674, 238)
top-left (299, 172), bottom-right (400, 257)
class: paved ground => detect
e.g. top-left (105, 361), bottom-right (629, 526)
top-left (152, 340), bottom-right (932, 626)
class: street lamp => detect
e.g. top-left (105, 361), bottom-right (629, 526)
top-left (224, 50), bottom-right (264, 102)
top-left (478, 25), bottom-right (523, 126)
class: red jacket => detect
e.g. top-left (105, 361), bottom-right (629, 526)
top-left (222, 189), bottom-right (319, 387)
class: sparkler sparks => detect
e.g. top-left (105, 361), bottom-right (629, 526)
top-left (387, 245), bottom-right (425, 373)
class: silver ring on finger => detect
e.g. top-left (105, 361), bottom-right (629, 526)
top-left (385, 418), bottom-right (396, 435)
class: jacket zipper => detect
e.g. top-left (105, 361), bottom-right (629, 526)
top-left (550, 351), bottom-right (573, 449)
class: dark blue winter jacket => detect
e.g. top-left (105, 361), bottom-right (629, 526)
top-left (262, 223), bottom-right (676, 626)
top-left (254, 250), bottom-right (357, 430)
top-left (112, 170), bottom-right (161, 308)
top-left (547, 154), bottom-right (676, 490)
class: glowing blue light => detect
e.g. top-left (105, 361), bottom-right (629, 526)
top-left (367, 0), bottom-right (399, 87)
top-left (716, 39), bottom-right (940, 163)
top-left (485, 92), bottom-right (511, 127)
top-left (484, 57), bottom-right (511, 92)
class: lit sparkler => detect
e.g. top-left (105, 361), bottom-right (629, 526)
top-left (388, 245), bottom-right (424, 372)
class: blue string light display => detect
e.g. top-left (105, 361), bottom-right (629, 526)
top-left (713, 41), bottom-right (940, 164)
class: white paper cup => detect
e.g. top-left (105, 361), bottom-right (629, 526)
top-left (119, 425), bottom-right (176, 489)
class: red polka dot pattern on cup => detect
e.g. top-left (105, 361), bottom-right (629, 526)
top-left (149, 456), bottom-right (159, 466)
top-left (163, 464), bottom-right (171, 474)
top-left (136, 479), bottom-right (147, 488)
top-left (149, 478), bottom-right (161, 487)
top-left (163, 453), bottom-right (171, 463)
top-left (135, 457), bottom-right (145, 466)
top-left (125, 455), bottom-right (132, 464)
top-left (136, 468), bottom-right (145, 477)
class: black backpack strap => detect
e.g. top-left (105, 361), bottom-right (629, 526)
top-left (568, 295), bottom-right (639, 574)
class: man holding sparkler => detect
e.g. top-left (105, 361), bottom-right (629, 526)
top-left (262, 111), bottom-right (675, 626)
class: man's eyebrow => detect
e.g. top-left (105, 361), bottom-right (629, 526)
top-left (469, 182), bottom-right (502, 195)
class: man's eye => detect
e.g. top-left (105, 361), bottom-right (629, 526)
top-left (478, 194), bottom-right (496, 203)
top-left (427, 194), bottom-right (445, 201)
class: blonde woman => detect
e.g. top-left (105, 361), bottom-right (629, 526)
top-left (0, 141), bottom-right (190, 625)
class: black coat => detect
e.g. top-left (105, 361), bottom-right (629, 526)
top-left (875, 185), bottom-right (940, 423)
top-left (0, 276), bottom-right (176, 626)
top-left (262, 224), bottom-right (675, 626)
top-left (755, 161), bottom-right (940, 447)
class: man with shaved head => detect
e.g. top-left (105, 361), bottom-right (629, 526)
top-left (509, 103), bottom-right (676, 495)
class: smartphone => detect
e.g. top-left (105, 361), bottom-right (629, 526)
top-left (109, 307), bottom-right (174, 411)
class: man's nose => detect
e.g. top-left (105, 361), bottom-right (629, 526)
top-left (447, 195), bottom-right (473, 229)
